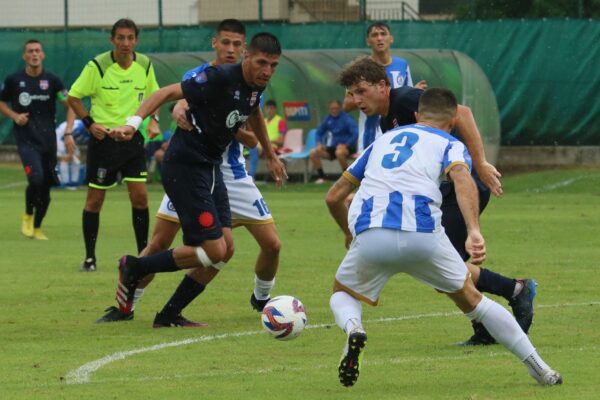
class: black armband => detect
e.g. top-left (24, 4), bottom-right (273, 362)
top-left (82, 115), bottom-right (95, 129)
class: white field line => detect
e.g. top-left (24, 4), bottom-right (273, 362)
top-left (0, 181), bottom-right (26, 190)
top-left (528, 174), bottom-right (596, 193)
top-left (65, 300), bottom-right (600, 385)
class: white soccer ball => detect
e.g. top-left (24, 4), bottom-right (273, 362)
top-left (261, 295), bottom-right (307, 341)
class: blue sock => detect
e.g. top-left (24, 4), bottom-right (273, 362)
top-left (138, 250), bottom-right (179, 274)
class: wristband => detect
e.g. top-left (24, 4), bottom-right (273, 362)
top-left (126, 115), bottom-right (143, 131)
top-left (82, 115), bottom-right (95, 129)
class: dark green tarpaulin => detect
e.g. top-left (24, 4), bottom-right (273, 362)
top-left (0, 19), bottom-right (598, 145)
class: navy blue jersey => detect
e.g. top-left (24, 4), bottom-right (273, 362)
top-left (379, 86), bottom-right (423, 133)
top-left (0, 69), bottom-right (66, 151)
top-left (166, 63), bottom-right (263, 165)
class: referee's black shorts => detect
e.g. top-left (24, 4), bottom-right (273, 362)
top-left (440, 173), bottom-right (491, 261)
top-left (86, 132), bottom-right (146, 189)
top-left (161, 160), bottom-right (232, 246)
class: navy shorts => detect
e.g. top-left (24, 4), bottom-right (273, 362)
top-left (18, 143), bottom-right (59, 187)
top-left (161, 160), bottom-right (231, 246)
top-left (440, 173), bottom-right (490, 261)
top-left (86, 132), bottom-right (147, 189)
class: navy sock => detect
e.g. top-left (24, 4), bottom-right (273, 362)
top-left (132, 207), bottom-right (149, 253)
top-left (476, 268), bottom-right (516, 301)
top-left (34, 186), bottom-right (50, 228)
top-left (317, 168), bottom-right (325, 178)
top-left (137, 249), bottom-right (179, 275)
top-left (25, 184), bottom-right (34, 215)
top-left (82, 210), bottom-right (99, 260)
top-left (160, 275), bottom-right (206, 317)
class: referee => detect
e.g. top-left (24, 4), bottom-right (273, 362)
top-left (68, 18), bottom-right (160, 272)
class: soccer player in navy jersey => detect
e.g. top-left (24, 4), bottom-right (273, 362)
top-left (0, 39), bottom-right (76, 240)
top-left (326, 86), bottom-right (561, 388)
top-left (338, 56), bottom-right (537, 346)
top-left (96, 20), bottom-right (284, 327)
top-left (108, 32), bottom-right (286, 318)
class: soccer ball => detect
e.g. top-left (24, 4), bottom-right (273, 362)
top-left (261, 295), bottom-right (307, 341)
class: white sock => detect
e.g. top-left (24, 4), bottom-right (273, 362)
top-left (70, 161), bottom-right (80, 185)
top-left (254, 276), bottom-right (275, 300)
top-left (523, 350), bottom-right (553, 381)
top-left (465, 296), bottom-right (535, 359)
top-left (131, 288), bottom-right (145, 311)
top-left (330, 291), bottom-right (363, 333)
top-left (59, 161), bottom-right (69, 185)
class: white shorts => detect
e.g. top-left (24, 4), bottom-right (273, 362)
top-left (335, 228), bottom-right (468, 305)
top-left (156, 168), bottom-right (273, 226)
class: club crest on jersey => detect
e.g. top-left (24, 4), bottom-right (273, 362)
top-left (250, 91), bottom-right (258, 106)
top-left (39, 80), bottom-right (49, 90)
top-left (234, 90), bottom-right (240, 100)
top-left (19, 81), bottom-right (26, 88)
top-left (194, 72), bottom-right (208, 84)
top-left (97, 168), bottom-right (107, 183)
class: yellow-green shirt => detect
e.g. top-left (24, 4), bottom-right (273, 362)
top-left (69, 51), bottom-right (159, 129)
top-left (265, 114), bottom-right (286, 145)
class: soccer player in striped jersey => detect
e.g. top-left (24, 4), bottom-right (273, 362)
top-left (344, 21), bottom-right (427, 154)
top-left (341, 56), bottom-right (536, 347)
top-left (326, 87), bottom-right (562, 388)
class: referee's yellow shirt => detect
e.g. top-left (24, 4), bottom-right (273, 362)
top-left (69, 51), bottom-right (159, 129)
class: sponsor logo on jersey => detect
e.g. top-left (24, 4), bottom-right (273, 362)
top-left (283, 101), bottom-right (311, 121)
top-left (97, 168), bottom-right (107, 183)
top-left (225, 110), bottom-right (249, 128)
top-left (19, 92), bottom-right (31, 106)
top-left (194, 72), bottom-right (208, 84)
top-left (24, 165), bottom-right (32, 176)
top-left (39, 80), bottom-right (48, 90)
top-left (250, 91), bottom-right (258, 106)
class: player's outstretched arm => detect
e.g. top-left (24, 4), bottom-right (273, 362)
top-left (326, 176), bottom-right (356, 249)
top-left (111, 83), bottom-right (183, 141)
top-left (247, 107), bottom-right (287, 185)
top-left (455, 105), bottom-right (503, 197)
top-left (449, 164), bottom-right (486, 264)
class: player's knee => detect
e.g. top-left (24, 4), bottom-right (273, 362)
top-left (260, 234), bottom-right (281, 256)
top-left (224, 241), bottom-right (235, 263)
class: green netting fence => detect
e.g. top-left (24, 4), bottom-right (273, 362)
top-left (0, 19), bottom-right (598, 146)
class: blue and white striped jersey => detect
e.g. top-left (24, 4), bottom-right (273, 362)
top-left (358, 56), bottom-right (414, 153)
top-left (182, 63), bottom-right (248, 180)
top-left (344, 124), bottom-right (471, 236)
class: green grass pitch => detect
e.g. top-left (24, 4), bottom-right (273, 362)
top-left (1, 163), bottom-right (599, 399)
